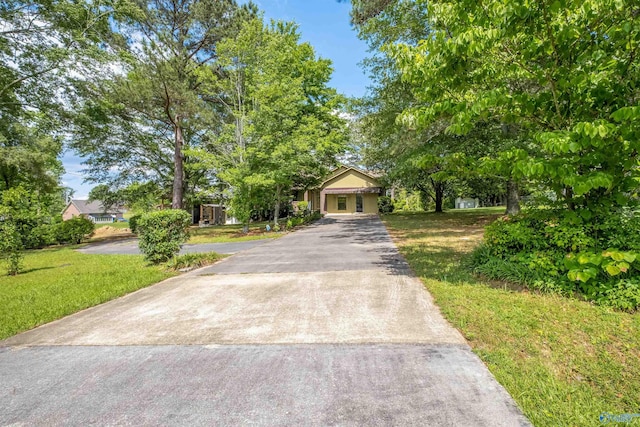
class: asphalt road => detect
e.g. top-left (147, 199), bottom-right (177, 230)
top-left (0, 216), bottom-right (531, 426)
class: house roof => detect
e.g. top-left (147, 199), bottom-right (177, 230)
top-left (320, 165), bottom-right (382, 187)
top-left (67, 199), bottom-right (122, 215)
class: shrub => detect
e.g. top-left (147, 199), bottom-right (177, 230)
top-left (166, 251), bottom-right (222, 271)
top-left (26, 223), bottom-right (57, 248)
top-left (0, 221), bottom-right (24, 275)
top-left (296, 201), bottom-right (309, 215)
top-left (8, 215), bottom-right (58, 249)
top-left (128, 215), bottom-right (141, 234)
top-left (54, 217), bottom-right (95, 244)
top-left (309, 211), bottom-right (322, 221)
top-left (473, 208), bottom-right (640, 310)
top-left (378, 196), bottom-right (394, 214)
top-left (137, 210), bottom-right (191, 264)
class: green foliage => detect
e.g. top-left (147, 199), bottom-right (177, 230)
top-left (54, 217), bottom-right (95, 244)
top-left (165, 251), bottom-right (223, 271)
top-left (474, 210), bottom-right (640, 310)
top-left (199, 17), bottom-right (347, 229)
top-left (0, 220), bottom-right (24, 275)
top-left (128, 214), bottom-right (140, 234)
top-left (377, 195), bottom-right (394, 214)
top-left (388, 0), bottom-right (640, 213)
top-left (354, 0), bottom-right (640, 301)
top-left (278, 209), bottom-right (322, 232)
top-left (392, 189), bottom-right (422, 212)
top-left (70, 0), bottom-right (257, 209)
top-left (296, 201), bottom-right (309, 213)
top-left (137, 210), bottom-right (191, 264)
top-left (0, 186), bottom-right (65, 249)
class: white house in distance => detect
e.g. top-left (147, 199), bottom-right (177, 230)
top-left (455, 197), bottom-right (480, 209)
top-left (62, 199), bottom-right (125, 223)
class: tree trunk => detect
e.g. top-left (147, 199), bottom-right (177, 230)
top-left (273, 185), bottom-right (281, 226)
top-left (431, 178), bottom-right (444, 213)
top-left (506, 179), bottom-right (520, 215)
top-left (564, 186), bottom-right (575, 210)
top-left (172, 117), bottom-right (184, 209)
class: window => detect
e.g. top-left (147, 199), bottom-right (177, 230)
top-left (337, 196), bottom-right (347, 211)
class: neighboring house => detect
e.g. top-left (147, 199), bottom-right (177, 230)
top-left (295, 166), bottom-right (383, 215)
top-left (455, 197), bottom-right (480, 209)
top-left (62, 199), bottom-right (124, 223)
top-left (192, 203), bottom-right (239, 226)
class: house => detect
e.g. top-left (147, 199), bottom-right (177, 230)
top-left (192, 203), bottom-right (239, 226)
top-left (455, 197), bottom-right (480, 209)
top-left (62, 199), bottom-right (124, 223)
top-left (295, 166), bottom-right (383, 215)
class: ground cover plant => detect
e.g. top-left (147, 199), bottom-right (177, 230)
top-left (165, 252), bottom-right (225, 271)
top-left (471, 209), bottom-right (640, 311)
top-left (0, 247), bottom-right (173, 340)
top-left (383, 210), bottom-right (640, 427)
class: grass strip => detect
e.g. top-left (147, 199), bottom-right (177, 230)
top-left (188, 222), bottom-right (283, 244)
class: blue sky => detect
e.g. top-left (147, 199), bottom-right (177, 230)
top-left (62, 0), bottom-right (370, 199)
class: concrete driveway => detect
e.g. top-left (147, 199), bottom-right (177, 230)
top-left (0, 216), bottom-right (530, 426)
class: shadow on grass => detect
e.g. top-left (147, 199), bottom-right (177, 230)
top-left (384, 211), bottom-right (530, 291)
top-left (19, 266), bottom-right (57, 275)
top-left (399, 244), bottom-right (475, 283)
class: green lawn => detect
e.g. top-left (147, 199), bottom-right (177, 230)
top-left (188, 222), bottom-right (284, 244)
top-left (383, 210), bottom-right (640, 427)
top-left (0, 247), bottom-right (174, 340)
top-left (93, 220), bottom-right (284, 243)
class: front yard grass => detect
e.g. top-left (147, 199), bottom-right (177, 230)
top-left (188, 222), bottom-right (284, 244)
top-left (95, 221), bottom-right (131, 229)
top-left (383, 210), bottom-right (640, 427)
top-left (0, 247), bottom-right (174, 340)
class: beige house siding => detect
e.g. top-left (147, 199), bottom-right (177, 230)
top-left (363, 193), bottom-right (378, 213)
top-left (308, 167), bottom-right (383, 215)
top-left (326, 194), bottom-right (354, 214)
top-left (62, 203), bottom-right (81, 221)
top-left (324, 170), bottom-right (380, 189)
top-left (324, 192), bottom-right (378, 214)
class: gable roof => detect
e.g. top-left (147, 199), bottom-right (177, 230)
top-left (320, 165), bottom-right (381, 187)
top-left (67, 199), bottom-right (122, 214)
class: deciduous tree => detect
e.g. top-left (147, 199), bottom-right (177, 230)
top-left (197, 18), bottom-right (347, 228)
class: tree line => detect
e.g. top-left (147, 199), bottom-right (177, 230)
top-left (1, 0), bottom-right (348, 234)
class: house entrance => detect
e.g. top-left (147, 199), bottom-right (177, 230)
top-left (356, 193), bottom-right (363, 213)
